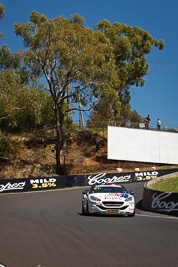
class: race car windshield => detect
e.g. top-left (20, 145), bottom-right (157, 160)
top-left (90, 185), bottom-right (127, 194)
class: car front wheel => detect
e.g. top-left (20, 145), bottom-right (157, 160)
top-left (128, 209), bottom-right (135, 217)
top-left (86, 202), bottom-right (90, 216)
top-left (82, 205), bottom-right (86, 215)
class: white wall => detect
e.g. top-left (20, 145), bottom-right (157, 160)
top-left (108, 126), bottom-right (178, 164)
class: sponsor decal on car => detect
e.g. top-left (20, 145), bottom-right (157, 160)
top-left (105, 193), bottom-right (129, 199)
top-left (95, 185), bottom-right (122, 188)
top-left (105, 196), bottom-right (121, 200)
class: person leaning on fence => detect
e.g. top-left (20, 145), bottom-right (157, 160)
top-left (157, 118), bottom-right (161, 130)
top-left (145, 115), bottom-right (151, 129)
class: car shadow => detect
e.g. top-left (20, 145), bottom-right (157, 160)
top-left (136, 199), bottom-right (148, 212)
top-left (78, 212), bottom-right (134, 218)
top-left (77, 199), bottom-right (150, 218)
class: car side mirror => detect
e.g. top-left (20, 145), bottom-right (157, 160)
top-left (130, 191), bottom-right (134, 195)
top-left (82, 190), bottom-right (88, 195)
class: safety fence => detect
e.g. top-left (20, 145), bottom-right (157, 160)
top-left (85, 121), bottom-right (178, 132)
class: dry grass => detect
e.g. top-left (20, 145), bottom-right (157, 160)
top-left (0, 128), bottom-right (177, 179)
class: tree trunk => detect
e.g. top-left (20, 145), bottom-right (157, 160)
top-left (54, 102), bottom-right (66, 175)
top-left (55, 123), bottom-right (62, 174)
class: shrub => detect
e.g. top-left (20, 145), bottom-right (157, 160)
top-left (0, 131), bottom-right (18, 157)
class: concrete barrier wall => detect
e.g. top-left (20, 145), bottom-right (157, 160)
top-left (143, 173), bottom-right (178, 217)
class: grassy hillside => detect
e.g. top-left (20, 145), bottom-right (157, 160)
top-left (150, 177), bottom-right (178, 193)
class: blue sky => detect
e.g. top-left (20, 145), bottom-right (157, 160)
top-left (1, 0), bottom-right (178, 128)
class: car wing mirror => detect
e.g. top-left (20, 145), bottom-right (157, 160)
top-left (130, 191), bottom-right (134, 195)
top-left (82, 190), bottom-right (88, 195)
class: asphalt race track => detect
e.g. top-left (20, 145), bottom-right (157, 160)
top-left (0, 181), bottom-right (178, 267)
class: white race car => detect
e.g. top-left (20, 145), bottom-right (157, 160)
top-left (82, 184), bottom-right (135, 216)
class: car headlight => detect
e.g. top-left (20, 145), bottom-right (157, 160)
top-left (89, 195), bottom-right (101, 202)
top-left (125, 196), bottom-right (134, 202)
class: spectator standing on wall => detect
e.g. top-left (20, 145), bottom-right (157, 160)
top-left (157, 118), bottom-right (161, 130)
top-left (145, 115), bottom-right (151, 129)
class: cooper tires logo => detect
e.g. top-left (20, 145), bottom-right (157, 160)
top-left (88, 173), bottom-right (131, 185)
top-left (0, 182), bottom-right (25, 192)
top-left (151, 192), bottom-right (178, 212)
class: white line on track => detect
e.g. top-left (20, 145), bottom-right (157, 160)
top-left (136, 213), bottom-right (178, 220)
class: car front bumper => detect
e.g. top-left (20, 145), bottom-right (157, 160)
top-left (87, 201), bottom-right (135, 215)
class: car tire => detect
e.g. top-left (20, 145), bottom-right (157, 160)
top-left (82, 205), bottom-right (86, 215)
top-left (128, 209), bottom-right (135, 217)
top-left (86, 203), bottom-right (90, 216)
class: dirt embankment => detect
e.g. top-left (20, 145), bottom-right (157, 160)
top-left (0, 129), bottom-right (174, 179)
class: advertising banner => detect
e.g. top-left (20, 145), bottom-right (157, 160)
top-left (143, 186), bottom-right (178, 216)
top-left (108, 126), bottom-right (178, 164)
top-left (0, 168), bottom-right (178, 194)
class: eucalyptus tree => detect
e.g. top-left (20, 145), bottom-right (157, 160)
top-left (0, 14), bottom-right (48, 132)
top-left (0, 68), bottom-right (49, 132)
top-left (0, 2), bottom-right (5, 18)
top-left (0, 2), bottom-right (5, 41)
top-left (14, 11), bottom-right (119, 174)
top-left (95, 19), bottom-right (165, 122)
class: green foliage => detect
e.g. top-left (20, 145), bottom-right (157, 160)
top-left (120, 105), bottom-right (143, 127)
top-left (95, 20), bottom-right (165, 93)
top-left (14, 11), bottom-right (119, 110)
top-left (93, 19), bottom-right (164, 124)
top-left (0, 2), bottom-right (5, 20)
top-left (90, 98), bottom-right (143, 127)
top-left (43, 145), bottom-right (51, 158)
top-left (0, 2), bottom-right (5, 42)
top-left (0, 69), bottom-right (54, 132)
top-left (0, 6), bottom-right (54, 133)
top-left (0, 45), bottom-right (15, 69)
top-left (69, 13), bottom-right (85, 26)
top-left (0, 44), bottom-right (35, 85)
